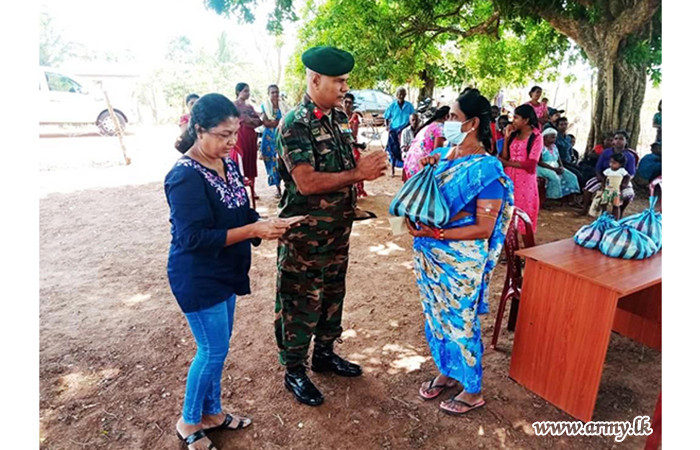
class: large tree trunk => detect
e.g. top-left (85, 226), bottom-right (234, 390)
top-left (587, 41), bottom-right (648, 151)
top-left (418, 69), bottom-right (435, 101)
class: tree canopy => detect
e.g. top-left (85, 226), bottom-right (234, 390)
top-left (206, 0), bottom-right (570, 100)
top-left (204, 0), bottom-right (661, 148)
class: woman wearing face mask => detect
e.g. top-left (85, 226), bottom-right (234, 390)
top-left (406, 89), bottom-right (514, 416)
top-left (499, 104), bottom-right (543, 233)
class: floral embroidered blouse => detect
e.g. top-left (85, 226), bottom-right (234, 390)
top-left (164, 156), bottom-right (259, 313)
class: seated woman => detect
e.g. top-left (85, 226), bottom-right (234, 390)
top-left (406, 89), bottom-right (514, 416)
top-left (537, 127), bottom-right (581, 203)
top-left (633, 141), bottom-right (662, 189)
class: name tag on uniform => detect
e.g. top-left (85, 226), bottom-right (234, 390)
top-left (315, 132), bottom-right (333, 142)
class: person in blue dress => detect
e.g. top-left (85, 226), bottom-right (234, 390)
top-left (260, 84), bottom-right (288, 198)
top-left (169, 93), bottom-right (295, 450)
top-left (405, 89), bottom-right (514, 416)
top-left (383, 87), bottom-right (415, 176)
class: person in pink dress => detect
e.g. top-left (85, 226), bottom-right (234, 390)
top-left (499, 104), bottom-right (543, 234)
top-left (526, 86), bottom-right (549, 129)
top-left (402, 106), bottom-right (449, 180)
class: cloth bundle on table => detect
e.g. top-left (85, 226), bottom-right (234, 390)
top-left (619, 196), bottom-right (662, 249)
top-left (599, 225), bottom-right (658, 260)
top-left (412, 150), bottom-right (514, 394)
top-left (574, 213), bottom-right (620, 249)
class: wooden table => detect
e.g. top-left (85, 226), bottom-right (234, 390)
top-left (508, 238), bottom-right (661, 423)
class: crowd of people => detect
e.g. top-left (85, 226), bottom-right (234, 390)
top-left (167, 45), bottom-right (661, 450)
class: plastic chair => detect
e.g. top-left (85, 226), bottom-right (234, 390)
top-left (491, 207), bottom-right (536, 350)
top-left (537, 177), bottom-right (547, 208)
top-left (628, 149), bottom-right (641, 168)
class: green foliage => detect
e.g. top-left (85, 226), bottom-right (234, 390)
top-left (622, 8), bottom-right (661, 85)
top-left (205, 0), bottom-right (299, 34)
top-left (135, 32), bottom-right (252, 124)
top-left (493, 0), bottom-right (662, 83)
top-left (39, 10), bottom-right (78, 66)
top-left (283, 0), bottom-right (567, 98)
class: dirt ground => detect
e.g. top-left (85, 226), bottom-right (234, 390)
top-left (39, 127), bottom-right (660, 450)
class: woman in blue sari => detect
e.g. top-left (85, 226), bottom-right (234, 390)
top-left (406, 89), bottom-right (514, 415)
top-left (260, 84), bottom-right (287, 198)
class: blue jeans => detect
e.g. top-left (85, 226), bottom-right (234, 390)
top-left (182, 295), bottom-right (236, 424)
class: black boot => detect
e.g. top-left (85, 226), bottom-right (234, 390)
top-left (284, 366), bottom-right (324, 406)
top-left (311, 342), bottom-right (362, 377)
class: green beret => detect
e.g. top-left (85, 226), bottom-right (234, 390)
top-left (301, 46), bottom-right (355, 76)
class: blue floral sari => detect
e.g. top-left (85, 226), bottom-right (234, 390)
top-left (260, 105), bottom-right (281, 187)
top-left (413, 149), bottom-right (514, 393)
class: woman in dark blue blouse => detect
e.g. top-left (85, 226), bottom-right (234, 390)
top-left (167, 93), bottom-right (292, 450)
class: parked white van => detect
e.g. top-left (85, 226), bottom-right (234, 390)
top-left (39, 66), bottom-right (135, 135)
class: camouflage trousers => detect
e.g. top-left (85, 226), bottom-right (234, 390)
top-left (274, 230), bottom-right (351, 369)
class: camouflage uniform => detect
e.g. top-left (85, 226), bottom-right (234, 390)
top-left (275, 94), bottom-right (357, 369)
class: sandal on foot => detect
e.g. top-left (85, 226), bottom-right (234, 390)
top-left (205, 413), bottom-right (252, 432)
top-left (353, 210), bottom-right (377, 221)
top-left (439, 396), bottom-right (486, 416)
top-left (419, 377), bottom-right (457, 400)
top-left (176, 429), bottom-right (216, 450)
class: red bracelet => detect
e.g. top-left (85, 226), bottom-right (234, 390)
top-left (433, 228), bottom-right (444, 240)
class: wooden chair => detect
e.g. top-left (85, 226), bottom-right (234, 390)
top-left (491, 207), bottom-right (536, 350)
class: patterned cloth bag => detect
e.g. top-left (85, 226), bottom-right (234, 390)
top-left (389, 164), bottom-right (450, 228)
top-left (599, 224), bottom-right (659, 260)
top-left (619, 196), bottom-right (662, 249)
top-left (574, 213), bottom-right (620, 249)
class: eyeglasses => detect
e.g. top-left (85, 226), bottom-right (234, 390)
top-left (206, 130), bottom-right (236, 140)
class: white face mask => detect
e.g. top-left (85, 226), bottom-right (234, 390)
top-left (444, 120), bottom-right (474, 145)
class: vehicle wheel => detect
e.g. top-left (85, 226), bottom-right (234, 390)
top-left (97, 111), bottom-right (126, 136)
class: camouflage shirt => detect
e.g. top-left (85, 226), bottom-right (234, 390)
top-left (276, 94), bottom-right (357, 253)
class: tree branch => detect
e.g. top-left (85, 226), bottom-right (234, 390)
top-left (611, 0), bottom-right (660, 37)
top-left (400, 12), bottom-right (500, 40)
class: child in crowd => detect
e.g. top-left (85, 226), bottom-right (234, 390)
top-left (568, 134), bottom-right (579, 162)
top-left (599, 152), bottom-right (630, 220)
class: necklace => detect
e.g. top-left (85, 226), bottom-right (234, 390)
top-left (448, 143), bottom-right (485, 160)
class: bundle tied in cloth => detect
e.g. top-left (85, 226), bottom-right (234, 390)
top-left (574, 213), bottom-right (620, 249)
top-left (389, 164), bottom-right (450, 228)
top-left (619, 196), bottom-right (662, 249)
top-left (599, 224), bottom-right (658, 260)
